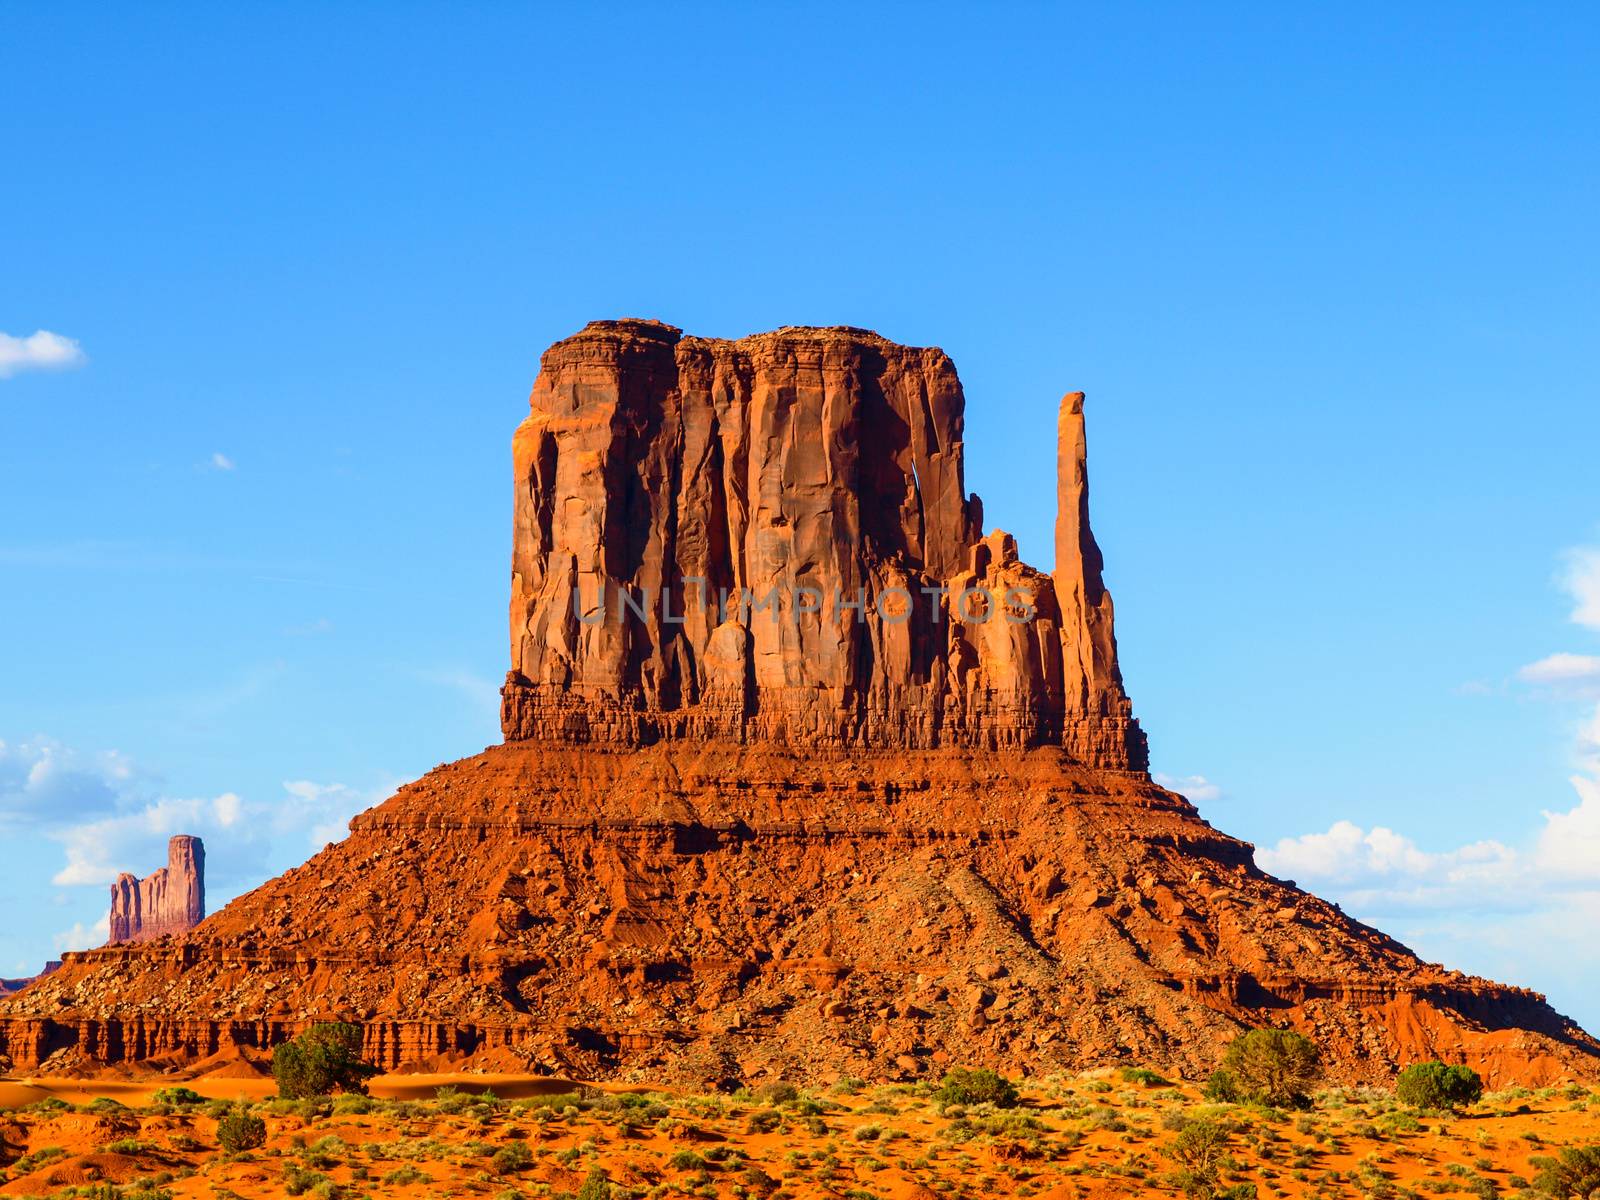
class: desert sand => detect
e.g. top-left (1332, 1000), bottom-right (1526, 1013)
top-left (2, 1069), bottom-right (1597, 1198)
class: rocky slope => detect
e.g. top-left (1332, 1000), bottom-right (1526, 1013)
top-left (108, 835), bottom-right (205, 945)
top-left (2, 321), bottom-right (1594, 1087)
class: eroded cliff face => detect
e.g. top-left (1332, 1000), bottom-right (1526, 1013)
top-left (501, 320), bottom-right (1144, 769)
top-left (108, 836), bottom-right (205, 945)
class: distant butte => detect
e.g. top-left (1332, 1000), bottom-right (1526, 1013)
top-left (107, 835), bottom-right (206, 946)
top-left (1, 321), bottom-right (1594, 1087)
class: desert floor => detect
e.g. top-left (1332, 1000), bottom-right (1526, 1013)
top-left (1, 1068), bottom-right (1596, 1199)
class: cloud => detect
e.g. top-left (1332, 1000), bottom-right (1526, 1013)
top-left (53, 914), bottom-right (109, 955)
top-left (44, 776), bottom-right (391, 890)
top-left (1564, 547), bottom-right (1600, 631)
top-left (5, 735), bottom-right (397, 895)
top-left (1153, 773), bottom-right (1222, 803)
top-left (0, 738), bottom-right (137, 828)
top-left (279, 780), bottom-right (381, 848)
top-left (1256, 820), bottom-right (1519, 898)
top-left (209, 452), bottom-right (236, 471)
top-left (1519, 653), bottom-right (1600, 689)
top-left (49, 792), bottom-right (248, 886)
top-left (0, 330), bottom-right (86, 379)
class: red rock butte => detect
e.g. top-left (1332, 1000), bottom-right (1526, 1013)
top-left (108, 834), bottom-right (205, 945)
top-left (1, 320), bottom-right (1595, 1087)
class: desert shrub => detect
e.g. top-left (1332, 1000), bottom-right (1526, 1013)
top-left (934, 1067), bottom-right (1020, 1109)
top-left (216, 1109), bottom-right (268, 1154)
top-left (575, 1166), bottom-right (611, 1200)
top-left (280, 1164), bottom-right (331, 1196)
top-left (304, 1135), bottom-right (346, 1168)
top-left (755, 1080), bottom-right (801, 1105)
top-left (151, 1086), bottom-right (205, 1107)
top-left (1217, 1029), bottom-right (1321, 1107)
top-left (271, 1023), bottom-right (377, 1099)
top-left (12, 1146), bottom-right (67, 1173)
top-left (492, 1139), bottom-right (533, 1175)
top-left (667, 1149), bottom-right (708, 1170)
top-left (742, 1164), bottom-right (779, 1192)
top-left (1530, 1145), bottom-right (1600, 1198)
top-left (1121, 1067), bottom-right (1171, 1087)
top-left (104, 1137), bottom-right (156, 1154)
top-left (330, 1093), bottom-right (374, 1115)
top-left (1396, 1062), bottom-right (1484, 1112)
top-left (745, 1108), bottom-right (782, 1133)
top-left (382, 1165), bottom-right (431, 1185)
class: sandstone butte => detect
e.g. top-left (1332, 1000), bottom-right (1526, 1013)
top-left (107, 834), bottom-right (206, 946)
top-left (1, 319), bottom-right (1595, 1089)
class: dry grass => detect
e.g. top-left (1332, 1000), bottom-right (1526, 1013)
top-left (0, 1072), bottom-right (1594, 1198)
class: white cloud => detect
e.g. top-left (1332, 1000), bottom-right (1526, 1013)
top-left (1255, 820), bottom-right (1502, 888)
top-left (49, 792), bottom-right (250, 886)
top-left (53, 914), bottom-right (109, 954)
top-left (5, 735), bottom-right (396, 894)
top-left (1518, 652), bottom-right (1600, 688)
top-left (0, 330), bottom-right (86, 379)
top-left (209, 452), bottom-right (236, 471)
top-left (0, 738), bottom-right (137, 827)
top-left (279, 780), bottom-right (380, 848)
top-left (1153, 773), bottom-right (1222, 803)
top-left (1564, 547), bottom-right (1600, 631)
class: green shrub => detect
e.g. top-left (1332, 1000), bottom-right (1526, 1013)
top-left (281, 1164), bottom-right (330, 1196)
top-left (933, 1067), bottom-right (1020, 1109)
top-left (746, 1108), bottom-right (782, 1134)
top-left (271, 1022), bottom-right (378, 1099)
top-left (575, 1166), bottom-right (611, 1200)
top-left (11, 1146), bottom-right (67, 1174)
top-left (103, 1137), bottom-right (156, 1154)
top-left (216, 1110), bottom-right (268, 1154)
top-left (1217, 1029), bottom-right (1321, 1107)
top-left (492, 1139), bottom-right (533, 1175)
top-left (1530, 1145), bottom-right (1600, 1198)
top-left (1121, 1067), bottom-right (1171, 1087)
top-left (151, 1086), bottom-right (206, 1107)
top-left (755, 1080), bottom-right (801, 1104)
top-left (1395, 1062), bottom-right (1484, 1112)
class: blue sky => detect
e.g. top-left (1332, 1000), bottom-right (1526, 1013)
top-left (4, 5), bottom-right (1599, 1024)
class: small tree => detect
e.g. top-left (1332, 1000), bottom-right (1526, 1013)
top-left (1203, 1069), bottom-right (1242, 1103)
top-left (933, 1067), bottom-right (1021, 1109)
top-left (1218, 1028), bottom-right (1321, 1107)
top-left (575, 1166), bottom-right (612, 1200)
top-left (1395, 1061), bottom-right (1484, 1112)
top-left (1530, 1145), bottom-right (1600, 1198)
top-left (216, 1109), bottom-right (268, 1154)
top-left (271, 1022), bottom-right (378, 1099)
top-left (1164, 1118), bottom-right (1231, 1196)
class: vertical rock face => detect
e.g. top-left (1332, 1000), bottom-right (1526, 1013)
top-left (108, 836), bottom-right (205, 945)
top-left (502, 320), bottom-right (1146, 769)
